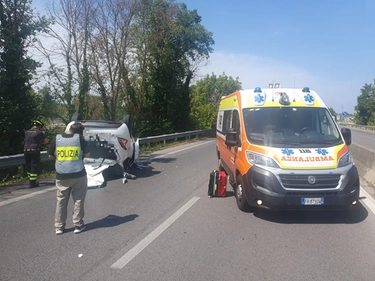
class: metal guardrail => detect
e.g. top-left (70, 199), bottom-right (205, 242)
top-left (0, 129), bottom-right (212, 169)
top-left (338, 123), bottom-right (375, 131)
top-left (3, 123), bottom-right (372, 169)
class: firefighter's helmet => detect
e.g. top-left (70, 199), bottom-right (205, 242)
top-left (33, 120), bottom-right (44, 128)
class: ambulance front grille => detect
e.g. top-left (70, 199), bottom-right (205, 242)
top-left (279, 174), bottom-right (341, 189)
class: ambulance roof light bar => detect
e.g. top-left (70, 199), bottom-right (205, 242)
top-left (268, 83), bottom-right (280, 89)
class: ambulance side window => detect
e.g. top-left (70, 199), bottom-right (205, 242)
top-left (222, 110), bottom-right (232, 133)
top-left (232, 110), bottom-right (240, 133)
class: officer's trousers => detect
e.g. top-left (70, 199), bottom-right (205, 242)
top-left (55, 175), bottom-right (88, 229)
top-left (24, 150), bottom-right (40, 187)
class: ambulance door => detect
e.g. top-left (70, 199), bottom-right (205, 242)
top-left (230, 109), bottom-right (241, 176)
top-left (218, 109), bottom-right (232, 172)
top-left (223, 109), bottom-right (241, 177)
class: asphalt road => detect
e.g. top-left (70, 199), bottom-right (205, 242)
top-left (1, 138), bottom-right (375, 281)
top-left (350, 127), bottom-right (375, 152)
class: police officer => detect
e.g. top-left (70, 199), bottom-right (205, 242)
top-left (48, 122), bottom-right (90, 235)
top-left (24, 120), bottom-right (49, 188)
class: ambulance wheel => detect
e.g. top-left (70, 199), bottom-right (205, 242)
top-left (235, 176), bottom-right (252, 212)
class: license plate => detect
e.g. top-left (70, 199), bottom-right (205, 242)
top-left (301, 198), bottom-right (324, 205)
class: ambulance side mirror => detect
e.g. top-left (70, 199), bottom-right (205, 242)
top-left (225, 128), bottom-right (240, 147)
top-left (341, 127), bottom-right (351, 145)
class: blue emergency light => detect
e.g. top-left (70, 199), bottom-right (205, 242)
top-left (302, 87), bottom-right (310, 93)
top-left (254, 87), bottom-right (262, 93)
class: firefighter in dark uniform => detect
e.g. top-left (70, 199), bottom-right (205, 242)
top-left (24, 120), bottom-right (49, 188)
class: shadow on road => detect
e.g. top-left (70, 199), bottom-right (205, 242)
top-left (253, 202), bottom-right (368, 224)
top-left (99, 162), bottom-right (161, 186)
top-left (63, 214), bottom-right (139, 233)
top-left (150, 157), bottom-right (177, 164)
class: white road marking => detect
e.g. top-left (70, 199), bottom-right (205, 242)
top-left (110, 196), bottom-right (200, 269)
top-left (360, 187), bottom-right (375, 215)
top-left (0, 187), bottom-right (56, 207)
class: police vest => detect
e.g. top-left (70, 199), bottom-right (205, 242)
top-left (55, 134), bottom-right (84, 174)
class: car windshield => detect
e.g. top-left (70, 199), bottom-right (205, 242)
top-left (243, 107), bottom-right (343, 148)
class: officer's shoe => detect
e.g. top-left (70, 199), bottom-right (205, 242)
top-left (55, 228), bottom-right (64, 235)
top-left (74, 225), bottom-right (86, 234)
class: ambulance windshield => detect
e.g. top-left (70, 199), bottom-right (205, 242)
top-left (243, 107), bottom-right (343, 148)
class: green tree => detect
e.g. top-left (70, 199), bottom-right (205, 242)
top-left (328, 107), bottom-right (337, 116)
top-left (0, 0), bottom-right (50, 156)
top-left (88, 0), bottom-right (140, 122)
top-left (130, 0), bottom-right (214, 136)
top-left (190, 73), bottom-right (242, 129)
top-left (36, 0), bottom-right (92, 124)
top-left (36, 85), bottom-right (65, 123)
top-left (33, 0), bottom-right (213, 137)
top-left (354, 82), bottom-right (375, 125)
top-left (328, 107), bottom-right (337, 121)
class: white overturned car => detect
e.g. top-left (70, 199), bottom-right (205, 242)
top-left (67, 114), bottom-right (139, 186)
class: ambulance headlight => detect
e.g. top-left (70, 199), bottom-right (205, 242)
top-left (338, 151), bottom-right (353, 167)
top-left (246, 152), bottom-right (280, 168)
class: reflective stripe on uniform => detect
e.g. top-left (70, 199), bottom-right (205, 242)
top-left (29, 173), bottom-right (38, 181)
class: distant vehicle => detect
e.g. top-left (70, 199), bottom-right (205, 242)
top-left (68, 113), bottom-right (139, 184)
top-left (216, 86), bottom-right (360, 211)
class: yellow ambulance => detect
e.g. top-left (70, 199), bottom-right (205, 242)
top-left (216, 86), bottom-right (360, 211)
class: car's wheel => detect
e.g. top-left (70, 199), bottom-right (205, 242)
top-left (106, 164), bottom-right (124, 179)
top-left (122, 115), bottom-right (133, 133)
top-left (122, 114), bottom-right (131, 125)
top-left (71, 113), bottom-right (83, 121)
top-left (235, 175), bottom-right (252, 212)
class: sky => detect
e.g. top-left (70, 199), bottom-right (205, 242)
top-left (181, 0), bottom-right (375, 114)
top-left (32, 0), bottom-right (375, 114)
